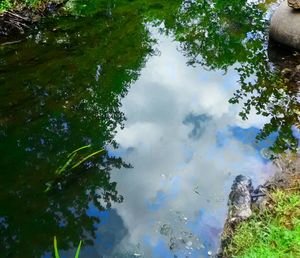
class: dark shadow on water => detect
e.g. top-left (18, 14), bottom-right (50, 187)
top-left (0, 1), bottom-right (157, 256)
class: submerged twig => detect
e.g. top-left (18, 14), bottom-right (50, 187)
top-left (1, 40), bottom-right (22, 46)
top-left (6, 11), bottom-right (30, 21)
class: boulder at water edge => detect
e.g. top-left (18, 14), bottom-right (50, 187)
top-left (270, 0), bottom-right (300, 50)
top-left (288, 0), bottom-right (300, 9)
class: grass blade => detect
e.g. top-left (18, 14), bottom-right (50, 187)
top-left (54, 236), bottom-right (60, 258)
top-left (67, 144), bottom-right (91, 158)
top-left (75, 240), bottom-right (82, 258)
top-left (71, 149), bottom-right (105, 169)
top-left (55, 152), bottom-right (77, 175)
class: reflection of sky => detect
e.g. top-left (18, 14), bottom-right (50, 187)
top-left (81, 34), bottom-right (277, 257)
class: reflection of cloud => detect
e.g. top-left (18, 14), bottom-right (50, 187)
top-left (106, 34), bottom-right (277, 257)
top-left (81, 209), bottom-right (128, 258)
top-left (183, 113), bottom-right (211, 140)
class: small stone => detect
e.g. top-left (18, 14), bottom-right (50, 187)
top-left (296, 65), bottom-right (300, 71)
top-left (208, 250), bottom-right (213, 256)
top-left (288, 0), bottom-right (300, 9)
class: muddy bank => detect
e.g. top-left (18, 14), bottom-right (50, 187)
top-left (0, 1), bottom-right (65, 44)
top-left (218, 153), bottom-right (300, 257)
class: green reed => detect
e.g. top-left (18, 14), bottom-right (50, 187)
top-left (54, 236), bottom-right (82, 258)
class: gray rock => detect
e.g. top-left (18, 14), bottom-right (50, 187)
top-left (288, 0), bottom-right (300, 9)
top-left (227, 175), bottom-right (253, 223)
top-left (270, 1), bottom-right (300, 50)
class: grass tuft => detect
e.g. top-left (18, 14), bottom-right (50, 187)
top-left (0, 0), bottom-right (12, 12)
top-left (54, 236), bottom-right (82, 258)
top-left (223, 187), bottom-right (300, 258)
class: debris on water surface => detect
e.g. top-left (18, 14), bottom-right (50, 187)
top-left (157, 212), bottom-right (203, 255)
top-left (186, 241), bottom-right (192, 247)
top-left (160, 224), bottom-right (173, 236)
top-left (260, 148), bottom-right (274, 159)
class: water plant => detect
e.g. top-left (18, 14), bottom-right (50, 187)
top-left (54, 236), bottom-right (82, 258)
top-left (45, 145), bottom-right (105, 192)
top-left (55, 144), bottom-right (105, 175)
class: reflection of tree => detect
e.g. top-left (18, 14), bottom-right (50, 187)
top-left (159, 0), bottom-right (299, 153)
top-left (0, 2), bottom-right (155, 257)
top-left (0, 153), bottom-right (125, 257)
top-left (171, 0), bottom-right (266, 70)
top-left (229, 56), bottom-right (299, 154)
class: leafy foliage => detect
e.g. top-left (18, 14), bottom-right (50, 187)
top-left (157, 0), bottom-right (299, 154)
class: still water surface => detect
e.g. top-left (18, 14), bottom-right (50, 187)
top-left (0, 0), bottom-right (298, 257)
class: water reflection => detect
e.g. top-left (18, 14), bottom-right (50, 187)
top-left (160, 0), bottom-right (299, 153)
top-left (0, 3), bottom-right (154, 256)
top-left (103, 35), bottom-right (276, 257)
top-left (0, 0), bottom-right (298, 257)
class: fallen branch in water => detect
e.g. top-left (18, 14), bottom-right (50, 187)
top-left (5, 11), bottom-right (30, 21)
top-left (1, 39), bottom-right (22, 45)
top-left (0, 10), bottom-right (32, 35)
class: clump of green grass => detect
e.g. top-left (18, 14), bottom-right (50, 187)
top-left (54, 236), bottom-right (82, 258)
top-left (0, 0), bottom-right (12, 12)
top-left (223, 188), bottom-right (300, 258)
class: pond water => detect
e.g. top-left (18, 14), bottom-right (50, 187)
top-left (0, 0), bottom-right (299, 258)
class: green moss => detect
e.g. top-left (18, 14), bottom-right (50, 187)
top-left (224, 188), bottom-right (300, 258)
